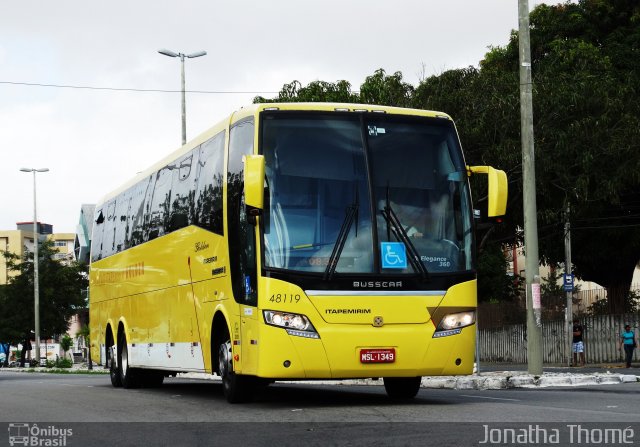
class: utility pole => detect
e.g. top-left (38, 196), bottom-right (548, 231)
top-left (518, 0), bottom-right (543, 375)
top-left (564, 203), bottom-right (573, 366)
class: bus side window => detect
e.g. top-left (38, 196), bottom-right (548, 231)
top-left (168, 151), bottom-right (195, 232)
top-left (194, 131), bottom-right (225, 235)
top-left (145, 166), bottom-right (173, 241)
top-left (127, 177), bottom-right (150, 249)
top-left (113, 188), bottom-right (131, 253)
top-left (101, 200), bottom-right (117, 259)
top-left (91, 209), bottom-right (105, 262)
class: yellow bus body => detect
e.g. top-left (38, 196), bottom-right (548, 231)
top-left (90, 226), bottom-right (476, 377)
top-left (90, 102), bottom-right (506, 399)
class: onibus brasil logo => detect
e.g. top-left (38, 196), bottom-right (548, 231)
top-left (8, 423), bottom-right (72, 446)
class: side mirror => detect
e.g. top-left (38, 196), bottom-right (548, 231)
top-left (244, 155), bottom-right (265, 211)
top-left (467, 165), bottom-right (508, 217)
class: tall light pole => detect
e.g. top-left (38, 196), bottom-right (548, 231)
top-left (20, 167), bottom-right (49, 366)
top-left (158, 48), bottom-right (207, 145)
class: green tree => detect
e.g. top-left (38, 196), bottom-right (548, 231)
top-left (359, 69), bottom-right (414, 107)
top-left (505, 0), bottom-right (639, 313)
top-left (60, 334), bottom-right (73, 360)
top-left (476, 242), bottom-right (522, 303)
top-left (0, 240), bottom-right (88, 364)
top-left (254, 79), bottom-right (358, 103)
top-left (416, 0), bottom-right (640, 312)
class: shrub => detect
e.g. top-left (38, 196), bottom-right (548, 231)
top-left (55, 358), bottom-right (73, 368)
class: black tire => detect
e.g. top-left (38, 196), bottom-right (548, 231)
top-left (118, 332), bottom-right (140, 389)
top-left (217, 333), bottom-right (255, 403)
top-left (383, 376), bottom-right (422, 399)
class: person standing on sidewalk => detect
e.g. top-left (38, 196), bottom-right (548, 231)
top-left (572, 319), bottom-right (586, 367)
top-left (619, 324), bottom-right (636, 368)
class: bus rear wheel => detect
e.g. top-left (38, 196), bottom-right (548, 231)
top-left (217, 336), bottom-right (255, 403)
top-left (118, 333), bottom-right (140, 389)
top-left (109, 345), bottom-right (122, 388)
top-left (383, 377), bottom-right (422, 399)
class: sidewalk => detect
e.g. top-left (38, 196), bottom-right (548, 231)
top-left (0, 362), bottom-right (107, 373)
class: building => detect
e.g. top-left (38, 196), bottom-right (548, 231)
top-left (49, 232), bottom-right (75, 264)
top-left (0, 228), bottom-right (36, 285)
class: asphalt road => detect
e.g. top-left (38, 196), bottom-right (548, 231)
top-left (1, 371), bottom-right (639, 446)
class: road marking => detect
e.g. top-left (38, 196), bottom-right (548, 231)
top-left (460, 394), bottom-right (521, 402)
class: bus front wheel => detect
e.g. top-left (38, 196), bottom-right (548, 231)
top-left (383, 376), bottom-right (422, 399)
top-left (217, 337), bottom-right (254, 403)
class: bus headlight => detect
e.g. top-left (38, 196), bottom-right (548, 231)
top-left (263, 310), bottom-right (320, 339)
top-left (436, 311), bottom-right (476, 331)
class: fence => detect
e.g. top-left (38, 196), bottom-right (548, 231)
top-left (478, 313), bottom-right (639, 364)
top-left (478, 284), bottom-right (640, 330)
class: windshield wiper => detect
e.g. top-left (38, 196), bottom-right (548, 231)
top-left (324, 193), bottom-right (359, 281)
top-left (380, 201), bottom-right (429, 281)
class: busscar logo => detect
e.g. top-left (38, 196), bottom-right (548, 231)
top-left (353, 281), bottom-right (403, 288)
top-left (8, 423), bottom-right (73, 446)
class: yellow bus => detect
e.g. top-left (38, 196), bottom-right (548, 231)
top-left (89, 102), bottom-right (507, 402)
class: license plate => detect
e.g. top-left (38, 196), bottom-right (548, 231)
top-left (360, 348), bottom-right (396, 363)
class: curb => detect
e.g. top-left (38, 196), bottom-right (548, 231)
top-left (419, 372), bottom-right (639, 390)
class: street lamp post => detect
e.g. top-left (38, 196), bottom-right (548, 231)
top-left (20, 167), bottom-right (49, 366)
top-left (158, 48), bottom-right (207, 145)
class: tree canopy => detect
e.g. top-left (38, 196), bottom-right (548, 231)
top-left (0, 240), bottom-right (88, 348)
top-left (254, 0), bottom-right (640, 311)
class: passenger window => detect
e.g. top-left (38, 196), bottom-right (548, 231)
top-left (194, 131), bottom-right (225, 235)
top-left (113, 189), bottom-right (131, 253)
top-left (146, 167), bottom-right (173, 241)
top-left (91, 209), bottom-right (105, 262)
top-left (127, 177), bottom-right (151, 249)
top-left (168, 151), bottom-right (195, 232)
top-left (101, 200), bottom-right (117, 258)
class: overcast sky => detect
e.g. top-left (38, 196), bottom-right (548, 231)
top-left (1, 0), bottom-right (554, 234)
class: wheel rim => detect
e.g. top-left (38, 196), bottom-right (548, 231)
top-left (121, 342), bottom-right (128, 376)
top-left (218, 340), bottom-right (232, 379)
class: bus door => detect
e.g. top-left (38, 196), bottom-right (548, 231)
top-left (227, 117), bottom-right (259, 375)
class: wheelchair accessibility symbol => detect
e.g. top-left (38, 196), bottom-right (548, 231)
top-left (381, 242), bottom-right (407, 269)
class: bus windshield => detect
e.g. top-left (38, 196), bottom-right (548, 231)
top-left (261, 112), bottom-right (473, 276)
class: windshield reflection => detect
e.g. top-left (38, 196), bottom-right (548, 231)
top-left (261, 113), bottom-right (472, 276)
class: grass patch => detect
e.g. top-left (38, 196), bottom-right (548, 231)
top-left (25, 368), bottom-right (108, 375)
